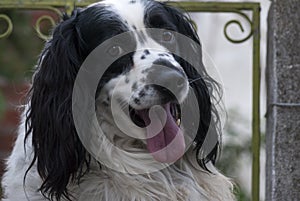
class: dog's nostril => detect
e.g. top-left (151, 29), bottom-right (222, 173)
top-left (176, 77), bottom-right (185, 88)
top-left (165, 71), bottom-right (186, 90)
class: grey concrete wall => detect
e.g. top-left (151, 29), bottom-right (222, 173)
top-left (266, 0), bottom-right (300, 201)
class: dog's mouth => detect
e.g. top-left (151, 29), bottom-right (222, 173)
top-left (129, 102), bottom-right (181, 127)
top-left (129, 102), bottom-right (185, 163)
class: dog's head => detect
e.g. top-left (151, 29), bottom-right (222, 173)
top-left (26, 0), bottom-right (221, 200)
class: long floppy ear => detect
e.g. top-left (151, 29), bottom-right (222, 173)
top-left (163, 4), bottom-right (221, 170)
top-left (25, 9), bottom-right (90, 200)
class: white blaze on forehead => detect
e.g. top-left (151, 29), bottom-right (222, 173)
top-left (106, 0), bottom-right (146, 29)
top-left (103, 0), bottom-right (168, 52)
top-left (89, 1), bottom-right (174, 64)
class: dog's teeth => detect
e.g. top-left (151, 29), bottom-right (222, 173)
top-left (176, 118), bottom-right (181, 126)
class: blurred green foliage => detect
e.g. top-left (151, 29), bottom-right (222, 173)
top-left (216, 111), bottom-right (252, 201)
top-left (0, 91), bottom-right (5, 119)
top-left (0, 10), bottom-right (44, 81)
top-left (217, 109), bottom-right (265, 201)
top-left (0, 9), bottom-right (45, 124)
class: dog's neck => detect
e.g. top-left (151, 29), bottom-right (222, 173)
top-left (75, 149), bottom-right (234, 201)
top-left (80, 102), bottom-right (234, 201)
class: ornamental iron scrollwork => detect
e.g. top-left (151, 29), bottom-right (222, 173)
top-left (0, 1), bottom-right (257, 44)
top-left (224, 11), bottom-right (253, 43)
top-left (35, 14), bottom-right (56, 40)
top-left (0, 14), bottom-right (13, 39)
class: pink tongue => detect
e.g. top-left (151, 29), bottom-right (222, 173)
top-left (137, 103), bottom-right (185, 163)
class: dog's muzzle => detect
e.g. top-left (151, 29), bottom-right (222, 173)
top-left (146, 58), bottom-right (188, 103)
top-left (129, 58), bottom-right (188, 163)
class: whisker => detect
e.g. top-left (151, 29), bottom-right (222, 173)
top-left (188, 77), bottom-right (202, 84)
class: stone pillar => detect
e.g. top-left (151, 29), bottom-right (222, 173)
top-left (266, 0), bottom-right (300, 201)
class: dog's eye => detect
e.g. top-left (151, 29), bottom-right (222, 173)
top-left (107, 45), bottom-right (124, 57)
top-left (162, 31), bottom-right (174, 43)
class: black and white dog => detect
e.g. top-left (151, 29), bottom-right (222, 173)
top-left (2, 0), bottom-right (234, 200)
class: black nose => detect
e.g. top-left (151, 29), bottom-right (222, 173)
top-left (147, 59), bottom-right (187, 99)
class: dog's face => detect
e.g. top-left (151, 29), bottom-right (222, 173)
top-left (79, 1), bottom-right (191, 108)
top-left (26, 0), bottom-right (221, 199)
top-left (93, 1), bottom-right (189, 107)
top-left (80, 0), bottom-right (192, 163)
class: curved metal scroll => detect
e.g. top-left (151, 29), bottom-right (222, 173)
top-left (0, 14), bottom-right (13, 39)
top-left (224, 11), bottom-right (253, 43)
top-left (35, 15), bottom-right (56, 40)
top-left (0, 5), bottom-right (62, 40)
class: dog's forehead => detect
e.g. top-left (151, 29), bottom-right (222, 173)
top-left (91, 0), bottom-right (148, 29)
top-left (112, 0), bottom-right (146, 29)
